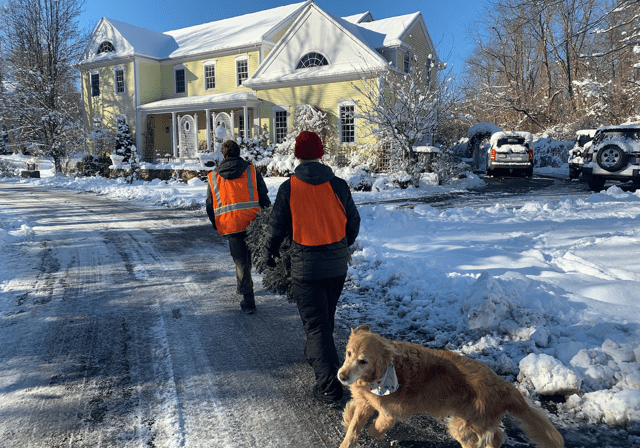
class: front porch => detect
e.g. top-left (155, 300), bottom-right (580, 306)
top-left (137, 92), bottom-right (262, 164)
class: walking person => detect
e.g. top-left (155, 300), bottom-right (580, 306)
top-left (264, 131), bottom-right (360, 404)
top-left (206, 140), bottom-right (271, 313)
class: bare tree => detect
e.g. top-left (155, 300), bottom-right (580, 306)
top-left (0, 0), bottom-right (86, 172)
top-left (460, 0), bottom-right (640, 134)
top-left (354, 55), bottom-right (459, 184)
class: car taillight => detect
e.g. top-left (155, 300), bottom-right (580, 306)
top-left (585, 152), bottom-right (593, 162)
top-left (528, 149), bottom-right (534, 161)
top-left (490, 148), bottom-right (496, 161)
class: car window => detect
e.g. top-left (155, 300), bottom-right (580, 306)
top-left (496, 136), bottom-right (525, 146)
top-left (576, 135), bottom-right (593, 147)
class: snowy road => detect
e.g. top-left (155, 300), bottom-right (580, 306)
top-left (0, 183), bottom-right (350, 447)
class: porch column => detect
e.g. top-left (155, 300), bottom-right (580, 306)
top-left (194, 113), bottom-right (199, 154)
top-left (171, 112), bottom-right (178, 158)
top-left (253, 106), bottom-right (259, 138)
top-left (243, 106), bottom-right (249, 138)
top-left (205, 109), bottom-right (211, 153)
top-left (230, 110), bottom-right (235, 140)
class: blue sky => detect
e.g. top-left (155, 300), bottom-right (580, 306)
top-left (79, 0), bottom-right (485, 74)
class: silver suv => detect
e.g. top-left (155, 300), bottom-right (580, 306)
top-left (486, 131), bottom-right (534, 177)
top-left (582, 125), bottom-right (640, 191)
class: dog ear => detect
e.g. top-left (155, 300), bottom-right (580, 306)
top-left (353, 325), bottom-right (370, 334)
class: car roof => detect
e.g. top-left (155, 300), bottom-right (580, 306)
top-left (597, 124), bottom-right (640, 132)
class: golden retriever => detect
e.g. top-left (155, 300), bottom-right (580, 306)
top-left (337, 325), bottom-right (564, 448)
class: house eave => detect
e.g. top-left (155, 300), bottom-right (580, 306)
top-left (244, 67), bottom-right (385, 90)
top-left (75, 54), bottom-right (135, 71)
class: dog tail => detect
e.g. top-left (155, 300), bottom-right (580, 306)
top-left (506, 387), bottom-right (564, 448)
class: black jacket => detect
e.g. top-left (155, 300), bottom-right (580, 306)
top-left (266, 161), bottom-right (360, 281)
top-left (205, 157), bottom-right (271, 231)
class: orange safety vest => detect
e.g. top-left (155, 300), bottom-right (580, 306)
top-left (208, 165), bottom-right (260, 235)
top-left (290, 175), bottom-right (347, 246)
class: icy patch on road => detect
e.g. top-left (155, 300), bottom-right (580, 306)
top-left (150, 302), bottom-right (186, 447)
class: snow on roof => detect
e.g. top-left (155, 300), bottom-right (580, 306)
top-left (139, 92), bottom-right (259, 112)
top-left (576, 129), bottom-right (597, 136)
top-left (490, 131), bottom-right (534, 147)
top-left (342, 11), bottom-right (374, 24)
top-left (164, 1), bottom-right (310, 59)
top-left (83, 2), bottom-right (310, 62)
top-left (597, 124), bottom-right (640, 131)
top-left (467, 122), bottom-right (503, 139)
top-left (356, 13), bottom-right (422, 48)
top-left (101, 18), bottom-right (177, 59)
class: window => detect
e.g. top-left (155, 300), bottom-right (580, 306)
top-left (339, 103), bottom-right (356, 144)
top-left (273, 107), bottom-right (288, 144)
top-left (204, 62), bottom-right (216, 90)
top-left (97, 41), bottom-right (114, 54)
top-left (403, 52), bottom-right (411, 73)
top-left (238, 114), bottom-right (245, 139)
top-left (174, 66), bottom-right (186, 94)
top-left (114, 67), bottom-right (125, 94)
top-left (236, 57), bottom-right (248, 86)
top-left (296, 52), bottom-right (329, 69)
top-left (90, 72), bottom-right (100, 97)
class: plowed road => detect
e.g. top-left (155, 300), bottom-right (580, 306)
top-left (0, 183), bottom-right (462, 448)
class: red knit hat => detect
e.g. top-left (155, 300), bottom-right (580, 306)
top-left (294, 131), bottom-right (324, 160)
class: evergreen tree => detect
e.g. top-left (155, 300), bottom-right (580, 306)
top-left (245, 207), bottom-right (294, 301)
top-left (114, 119), bottom-right (134, 162)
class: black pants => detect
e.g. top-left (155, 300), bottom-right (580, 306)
top-left (227, 232), bottom-right (253, 295)
top-left (293, 274), bottom-right (346, 397)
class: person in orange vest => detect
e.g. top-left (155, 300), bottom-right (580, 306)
top-left (206, 140), bottom-right (271, 313)
top-left (264, 131), bottom-right (360, 404)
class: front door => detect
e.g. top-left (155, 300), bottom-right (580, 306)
top-left (178, 115), bottom-right (197, 159)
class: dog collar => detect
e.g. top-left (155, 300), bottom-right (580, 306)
top-left (368, 364), bottom-right (399, 396)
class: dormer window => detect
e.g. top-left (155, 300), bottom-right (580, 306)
top-left (296, 52), bottom-right (328, 69)
top-left (97, 41), bottom-right (115, 54)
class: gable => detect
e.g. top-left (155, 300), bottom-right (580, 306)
top-left (245, 4), bottom-right (389, 89)
top-left (79, 18), bottom-right (176, 65)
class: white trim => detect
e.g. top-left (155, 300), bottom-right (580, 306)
top-left (338, 100), bottom-right (357, 146)
top-left (134, 59), bottom-right (142, 156)
top-left (235, 54), bottom-right (249, 87)
top-left (173, 64), bottom-right (187, 95)
top-left (203, 59), bottom-right (217, 91)
top-left (113, 65), bottom-right (126, 95)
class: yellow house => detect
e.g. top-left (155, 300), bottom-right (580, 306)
top-left (76, 1), bottom-right (440, 162)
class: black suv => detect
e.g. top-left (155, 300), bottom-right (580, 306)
top-left (582, 125), bottom-right (640, 191)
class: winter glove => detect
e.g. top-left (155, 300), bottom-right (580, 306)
top-left (261, 248), bottom-right (278, 268)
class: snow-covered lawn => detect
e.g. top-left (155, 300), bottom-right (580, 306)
top-left (1, 155), bottom-right (638, 438)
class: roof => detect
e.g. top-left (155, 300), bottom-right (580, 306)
top-left (139, 92), bottom-right (260, 114)
top-left (80, 1), bottom-right (311, 64)
top-left (342, 12), bottom-right (374, 24)
top-left (245, 4), bottom-right (439, 89)
top-left (356, 13), bottom-right (422, 48)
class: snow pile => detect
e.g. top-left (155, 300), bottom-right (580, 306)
top-left (2, 158), bottom-right (639, 434)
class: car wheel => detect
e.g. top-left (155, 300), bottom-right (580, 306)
top-left (587, 176), bottom-right (606, 192)
top-left (596, 144), bottom-right (627, 172)
top-left (569, 167), bottom-right (580, 179)
top-left (525, 167), bottom-right (533, 178)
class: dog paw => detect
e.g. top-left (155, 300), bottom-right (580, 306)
top-left (367, 425), bottom-right (384, 440)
